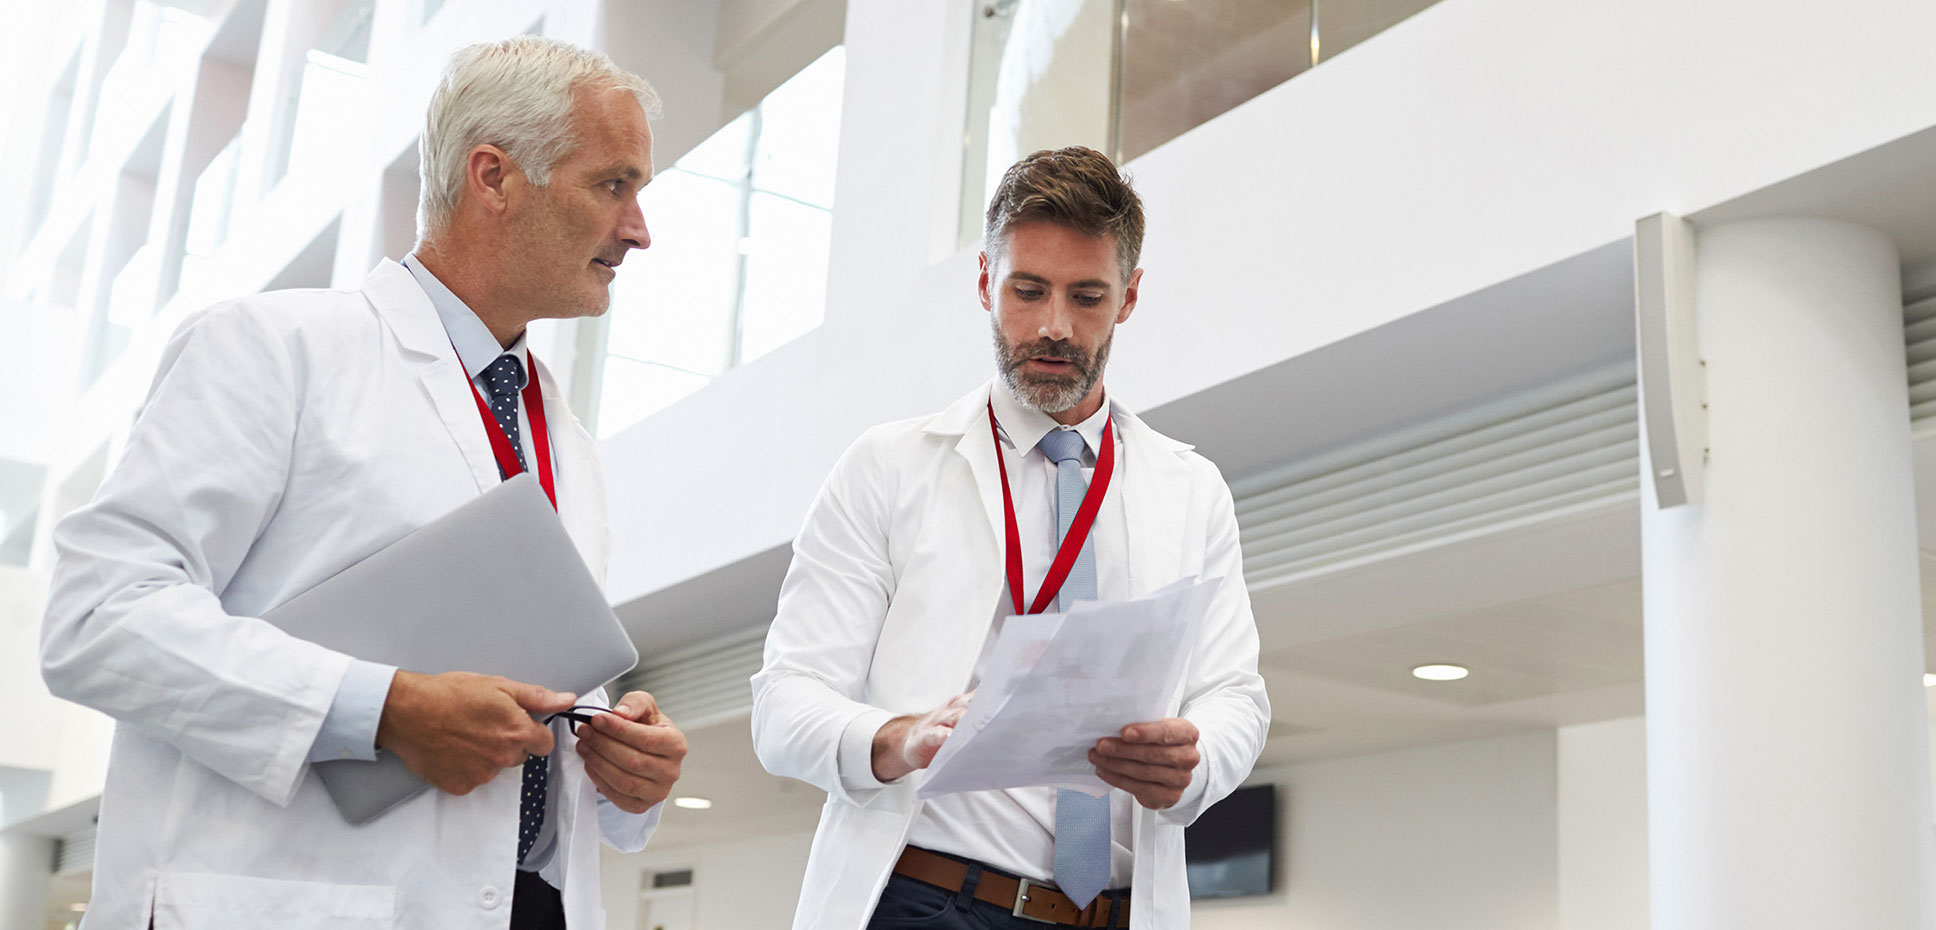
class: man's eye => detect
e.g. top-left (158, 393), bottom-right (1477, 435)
top-left (1074, 294), bottom-right (1104, 306)
top-left (605, 180), bottom-right (624, 194)
top-left (1015, 288), bottom-right (1044, 300)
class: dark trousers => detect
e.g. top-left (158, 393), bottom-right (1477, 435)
top-left (510, 869), bottom-right (567, 930)
top-left (866, 861), bottom-right (1126, 930)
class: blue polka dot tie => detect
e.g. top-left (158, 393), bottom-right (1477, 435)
top-left (1036, 428), bottom-right (1110, 909)
top-left (483, 354), bottom-right (548, 867)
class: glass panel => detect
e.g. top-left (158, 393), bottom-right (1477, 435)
top-left (268, 1), bottom-right (373, 189)
top-left (750, 46), bottom-right (845, 210)
top-left (596, 46), bottom-right (845, 438)
top-left (737, 191), bottom-right (831, 364)
top-left (1317, 0), bottom-right (1440, 62)
top-left (1119, 0), bottom-right (1312, 162)
top-left (677, 111), bottom-right (755, 183)
top-left (960, 0), bottom-right (1117, 247)
top-left (595, 356), bottom-right (714, 440)
top-left (284, 50), bottom-right (369, 181)
top-left (596, 169), bottom-right (742, 438)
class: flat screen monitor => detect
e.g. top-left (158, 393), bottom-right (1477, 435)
top-left (1184, 782), bottom-right (1275, 898)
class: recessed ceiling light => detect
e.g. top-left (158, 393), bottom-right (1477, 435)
top-left (673, 796), bottom-right (713, 810)
top-left (1924, 673), bottom-right (1936, 688)
top-left (1413, 664), bottom-right (1469, 681)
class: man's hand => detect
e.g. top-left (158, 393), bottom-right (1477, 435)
top-left (575, 691), bottom-right (687, 814)
top-left (375, 670), bottom-right (575, 796)
top-left (1090, 717), bottom-right (1200, 810)
top-left (871, 692), bottom-right (974, 783)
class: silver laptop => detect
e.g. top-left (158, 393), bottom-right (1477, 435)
top-left (265, 474), bottom-right (639, 825)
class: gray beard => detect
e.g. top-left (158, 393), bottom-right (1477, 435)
top-left (992, 324), bottom-right (1111, 414)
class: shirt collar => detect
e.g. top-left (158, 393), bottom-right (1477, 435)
top-left (402, 252), bottom-right (527, 386)
top-left (989, 378), bottom-right (1111, 459)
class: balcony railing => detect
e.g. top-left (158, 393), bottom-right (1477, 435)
top-left (960, 0), bottom-right (1441, 246)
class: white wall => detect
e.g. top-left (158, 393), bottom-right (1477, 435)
top-left (601, 828), bottom-right (814, 930)
top-left (1557, 716), bottom-right (1649, 930)
top-left (1196, 731), bottom-right (1559, 930)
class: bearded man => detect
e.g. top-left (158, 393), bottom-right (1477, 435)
top-left (752, 146), bottom-right (1269, 930)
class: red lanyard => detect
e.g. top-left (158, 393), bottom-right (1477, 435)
top-left (989, 401), bottom-right (1115, 616)
top-left (464, 349), bottom-right (556, 510)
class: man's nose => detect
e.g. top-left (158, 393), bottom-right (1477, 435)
top-left (617, 199), bottom-right (650, 250)
top-left (1037, 297), bottom-right (1075, 341)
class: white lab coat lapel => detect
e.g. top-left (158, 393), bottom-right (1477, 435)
top-left (1111, 399), bottom-right (1195, 598)
top-left (360, 261), bottom-right (501, 495)
top-left (931, 382), bottom-right (1007, 552)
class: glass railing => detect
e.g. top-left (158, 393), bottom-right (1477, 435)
top-left (961, 0), bottom-right (1441, 245)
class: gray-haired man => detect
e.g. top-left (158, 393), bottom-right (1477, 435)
top-left (42, 37), bottom-right (681, 929)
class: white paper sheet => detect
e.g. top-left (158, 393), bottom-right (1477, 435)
top-left (916, 576), bottom-right (1219, 798)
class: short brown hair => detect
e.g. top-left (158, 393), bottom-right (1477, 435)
top-left (984, 146), bottom-right (1145, 281)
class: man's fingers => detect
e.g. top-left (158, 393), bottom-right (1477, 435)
top-left (1092, 767), bottom-right (1184, 810)
top-left (519, 720), bottom-right (557, 759)
top-left (579, 723), bottom-right (676, 772)
top-left (613, 690), bottom-right (662, 723)
top-left (1093, 738), bottom-right (1200, 768)
top-left (1120, 718), bottom-right (1198, 745)
top-left (579, 739), bottom-right (678, 805)
top-left (589, 711), bottom-right (688, 757)
top-left (502, 679), bottom-right (576, 714)
top-left (1090, 749), bottom-right (1194, 789)
top-left (581, 751), bottom-right (666, 814)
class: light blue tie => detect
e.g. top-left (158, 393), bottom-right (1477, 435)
top-left (1036, 428), bottom-right (1110, 909)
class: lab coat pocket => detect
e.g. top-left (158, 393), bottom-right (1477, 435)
top-left (153, 872), bottom-right (396, 930)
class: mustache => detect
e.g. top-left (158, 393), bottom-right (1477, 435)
top-left (1005, 338), bottom-right (1094, 373)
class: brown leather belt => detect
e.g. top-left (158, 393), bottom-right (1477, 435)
top-left (892, 846), bottom-right (1130, 927)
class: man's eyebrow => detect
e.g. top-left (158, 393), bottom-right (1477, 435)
top-left (594, 163), bottom-right (648, 181)
top-left (1007, 270), bottom-right (1112, 290)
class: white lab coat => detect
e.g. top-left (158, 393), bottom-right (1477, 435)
top-left (40, 260), bottom-right (652, 930)
top-left (751, 381), bottom-right (1270, 930)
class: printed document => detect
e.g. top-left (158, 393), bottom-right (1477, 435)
top-left (916, 576), bottom-right (1219, 797)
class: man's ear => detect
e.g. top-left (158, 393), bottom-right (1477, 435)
top-left (978, 251), bottom-right (994, 312)
top-left (466, 144), bottom-right (514, 215)
top-left (1117, 267), bottom-right (1143, 325)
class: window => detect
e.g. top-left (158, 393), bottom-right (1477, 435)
top-left (595, 45), bottom-right (846, 439)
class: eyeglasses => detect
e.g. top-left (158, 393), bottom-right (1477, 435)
top-left (544, 704), bottom-right (614, 736)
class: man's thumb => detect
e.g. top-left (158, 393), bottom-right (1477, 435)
top-left (505, 680), bottom-right (576, 713)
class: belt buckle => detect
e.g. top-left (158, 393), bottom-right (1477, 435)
top-left (1011, 878), bottom-right (1058, 924)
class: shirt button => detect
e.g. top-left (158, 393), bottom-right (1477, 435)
top-left (479, 886), bottom-right (501, 909)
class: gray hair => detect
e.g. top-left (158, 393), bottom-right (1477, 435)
top-left (418, 36), bottom-right (660, 241)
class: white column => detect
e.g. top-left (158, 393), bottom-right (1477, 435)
top-left (0, 832), bottom-right (54, 930)
top-left (1641, 216), bottom-right (1936, 929)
